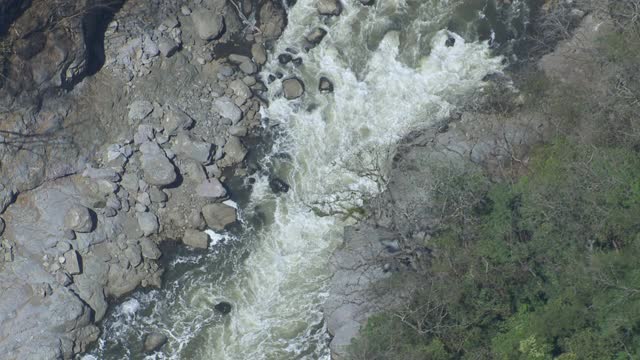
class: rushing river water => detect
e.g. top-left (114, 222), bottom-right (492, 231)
top-left (88, 0), bottom-right (529, 359)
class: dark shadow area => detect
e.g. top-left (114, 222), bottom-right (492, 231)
top-left (83, 0), bottom-right (127, 78)
top-left (0, 0), bottom-right (32, 36)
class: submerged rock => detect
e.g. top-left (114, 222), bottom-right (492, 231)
top-left (305, 28), bottom-right (328, 50)
top-left (445, 35), bottom-right (456, 47)
top-left (269, 177), bottom-right (290, 194)
top-left (282, 78), bottom-right (305, 99)
top-left (214, 301), bottom-right (232, 315)
top-left (317, 0), bottom-right (342, 16)
top-left (319, 77), bottom-right (334, 93)
top-left (144, 332), bottom-right (168, 352)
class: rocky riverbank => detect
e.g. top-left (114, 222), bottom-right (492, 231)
top-left (322, 1), bottom-right (601, 357)
top-left (0, 0), bottom-right (287, 358)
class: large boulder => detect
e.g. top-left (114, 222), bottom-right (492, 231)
top-left (64, 205), bottom-right (94, 233)
top-left (201, 203), bottom-right (237, 230)
top-left (163, 108), bottom-right (194, 136)
top-left (218, 136), bottom-right (247, 168)
top-left (283, 78), bottom-right (305, 100)
top-left (137, 212), bottom-right (159, 236)
top-left (182, 229), bottom-right (209, 249)
top-left (196, 179), bottom-right (228, 199)
top-left (258, 0), bottom-right (287, 40)
top-left (140, 142), bottom-right (177, 187)
top-left (192, 9), bottom-right (225, 41)
top-left (172, 133), bottom-right (213, 164)
top-left (214, 97), bottom-right (243, 124)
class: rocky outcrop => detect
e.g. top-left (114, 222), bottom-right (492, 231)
top-left (0, 0), bottom-right (288, 357)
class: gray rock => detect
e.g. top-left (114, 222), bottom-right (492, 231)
top-left (163, 108), bottom-right (194, 135)
top-left (181, 5), bottom-right (192, 15)
top-left (0, 217), bottom-right (4, 236)
top-left (103, 207), bottom-right (117, 217)
top-left (144, 332), bottom-right (168, 352)
top-left (183, 161), bottom-right (208, 183)
top-left (125, 245), bottom-right (143, 267)
top-left (64, 205), bottom-right (94, 233)
top-left (64, 250), bottom-right (82, 275)
top-left (121, 173), bottom-right (140, 193)
top-left (305, 27), bottom-right (328, 49)
top-left (219, 136), bottom-right (247, 167)
top-left (56, 241), bottom-right (72, 253)
top-left (229, 125), bottom-right (248, 137)
top-left (158, 36), bottom-right (179, 57)
top-left (135, 203), bottom-right (148, 213)
top-left (188, 209), bottom-right (207, 230)
top-left (137, 192), bottom-right (152, 206)
top-left (140, 141), bottom-right (177, 186)
top-left (230, 79), bottom-right (252, 102)
top-left (214, 97), bottom-right (243, 123)
top-left (283, 78), bottom-right (305, 99)
top-left (134, 124), bottom-right (155, 145)
top-left (149, 187), bottom-right (168, 203)
top-left (128, 100), bottom-right (154, 122)
top-left (82, 165), bottom-right (121, 182)
top-left (0, 186), bottom-right (15, 214)
top-left (319, 76), bottom-right (334, 93)
top-left (56, 271), bottom-right (73, 286)
top-left (137, 212), bottom-right (159, 236)
top-left (64, 229), bottom-right (76, 240)
top-left (201, 203), bottom-right (237, 230)
top-left (317, 0), bottom-right (342, 15)
top-left (196, 178), bottom-right (227, 199)
top-left (192, 9), bottom-right (225, 41)
top-left (239, 61), bottom-right (258, 75)
top-left (182, 229), bottom-right (209, 249)
top-left (139, 238), bottom-right (162, 260)
top-left (251, 42), bottom-right (267, 65)
top-left (172, 133), bottom-right (213, 164)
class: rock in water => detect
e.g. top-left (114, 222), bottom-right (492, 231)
top-left (182, 229), bottom-right (209, 249)
top-left (64, 205), bottom-right (94, 233)
top-left (201, 203), bottom-right (237, 230)
top-left (305, 28), bottom-right (327, 50)
top-left (317, 0), bottom-right (342, 16)
top-left (269, 177), bottom-right (290, 194)
top-left (319, 77), bottom-right (334, 93)
top-left (359, 0), bottom-right (374, 5)
top-left (214, 301), bottom-right (232, 315)
top-left (278, 53), bottom-right (293, 64)
top-left (282, 78), bottom-right (305, 100)
top-left (192, 10), bottom-right (225, 41)
top-left (445, 36), bottom-right (456, 47)
top-left (144, 332), bottom-right (168, 352)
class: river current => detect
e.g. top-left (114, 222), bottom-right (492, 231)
top-left (87, 0), bottom-right (528, 358)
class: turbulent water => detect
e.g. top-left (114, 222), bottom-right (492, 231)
top-left (88, 0), bottom-right (522, 359)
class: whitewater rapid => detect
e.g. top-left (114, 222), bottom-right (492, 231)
top-left (88, 0), bottom-right (507, 359)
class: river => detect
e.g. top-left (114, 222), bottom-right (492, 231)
top-left (87, 0), bottom-right (526, 358)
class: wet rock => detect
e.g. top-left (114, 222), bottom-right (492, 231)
top-left (144, 332), bottom-right (168, 352)
top-left (202, 203), bottom-right (237, 230)
top-left (359, 0), bottom-right (374, 5)
top-left (282, 78), bottom-right (305, 99)
top-left (269, 177), bottom-right (290, 194)
top-left (63, 250), bottom-right (82, 275)
top-left (305, 28), bottom-right (327, 49)
top-left (64, 205), bottom-right (94, 233)
top-left (259, 0), bottom-right (287, 40)
top-left (192, 9), bottom-right (225, 41)
top-left (317, 0), bottom-right (342, 16)
top-left (173, 133), bottom-right (213, 164)
top-left (445, 35), bottom-right (456, 47)
top-left (215, 97), bottom-right (243, 124)
top-left (292, 58), bottom-right (303, 66)
top-left (140, 142), bottom-right (177, 187)
top-left (196, 178), bottom-right (228, 199)
top-left (128, 100), bottom-right (154, 123)
top-left (319, 77), bottom-right (334, 93)
top-left (137, 212), bottom-right (159, 236)
top-left (182, 229), bottom-right (209, 249)
top-left (278, 53), bottom-right (293, 64)
top-left (214, 301), bottom-right (232, 314)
